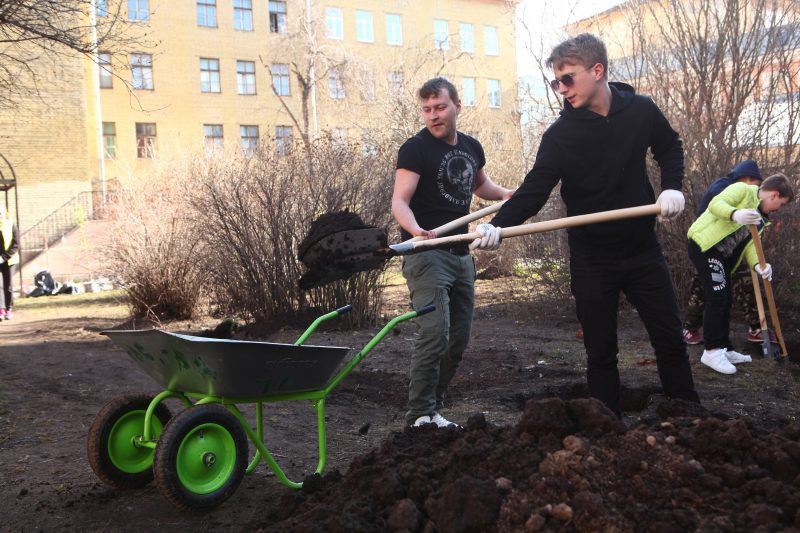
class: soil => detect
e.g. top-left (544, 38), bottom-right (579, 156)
top-left (1, 279), bottom-right (800, 532)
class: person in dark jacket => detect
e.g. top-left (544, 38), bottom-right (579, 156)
top-left (682, 160), bottom-right (771, 345)
top-left (471, 33), bottom-right (700, 416)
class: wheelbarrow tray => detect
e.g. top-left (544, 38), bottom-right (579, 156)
top-left (102, 329), bottom-right (351, 397)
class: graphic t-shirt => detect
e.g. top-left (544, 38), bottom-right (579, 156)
top-left (396, 128), bottom-right (485, 240)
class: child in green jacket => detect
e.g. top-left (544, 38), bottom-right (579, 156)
top-left (687, 174), bottom-right (794, 374)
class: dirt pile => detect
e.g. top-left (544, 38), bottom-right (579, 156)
top-left (255, 397), bottom-right (800, 532)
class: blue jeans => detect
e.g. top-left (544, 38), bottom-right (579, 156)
top-left (402, 250), bottom-right (475, 424)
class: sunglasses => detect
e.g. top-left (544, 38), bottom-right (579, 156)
top-left (549, 68), bottom-right (592, 91)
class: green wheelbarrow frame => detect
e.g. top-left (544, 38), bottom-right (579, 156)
top-left (89, 304), bottom-right (433, 509)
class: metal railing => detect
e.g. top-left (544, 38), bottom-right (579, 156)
top-left (21, 189), bottom-right (115, 263)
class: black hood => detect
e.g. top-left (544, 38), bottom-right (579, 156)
top-left (559, 81), bottom-right (637, 120)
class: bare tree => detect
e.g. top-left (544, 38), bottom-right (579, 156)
top-left (0, 0), bottom-right (146, 107)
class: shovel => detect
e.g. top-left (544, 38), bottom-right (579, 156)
top-left (749, 267), bottom-right (780, 359)
top-left (299, 203), bottom-right (661, 289)
top-left (748, 225), bottom-right (788, 358)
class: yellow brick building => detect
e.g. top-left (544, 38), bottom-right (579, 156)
top-left (1, 0), bottom-right (521, 243)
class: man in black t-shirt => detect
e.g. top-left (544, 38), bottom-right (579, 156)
top-left (393, 77), bottom-right (514, 428)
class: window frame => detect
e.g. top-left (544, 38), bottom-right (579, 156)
top-left (385, 14), bottom-right (403, 46)
top-left (233, 0), bottom-right (254, 31)
top-left (236, 60), bottom-right (256, 95)
top-left (434, 19), bottom-right (449, 50)
top-left (356, 10), bottom-right (374, 43)
top-left (325, 7), bottom-right (344, 40)
top-left (240, 125), bottom-right (259, 155)
top-left (135, 122), bottom-right (157, 158)
top-left (275, 125), bottom-right (293, 156)
top-left (269, 0), bottom-right (287, 33)
top-left (203, 124), bottom-right (224, 149)
top-left (487, 78), bottom-right (501, 108)
top-left (328, 67), bottom-right (345, 99)
top-left (484, 25), bottom-right (499, 56)
top-left (98, 52), bottom-right (113, 89)
top-left (130, 53), bottom-right (153, 90)
top-left (462, 77), bottom-right (476, 106)
top-left (197, 0), bottom-right (217, 27)
top-left (271, 63), bottom-right (291, 96)
top-left (459, 22), bottom-right (474, 53)
top-left (128, 0), bottom-right (150, 22)
top-left (200, 57), bottom-right (221, 93)
top-left (102, 122), bottom-right (116, 159)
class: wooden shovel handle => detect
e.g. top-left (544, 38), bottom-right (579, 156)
top-left (406, 201), bottom-right (506, 243)
top-left (404, 204), bottom-right (662, 251)
top-left (748, 225), bottom-right (788, 357)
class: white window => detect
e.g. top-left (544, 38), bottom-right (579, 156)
top-left (197, 0), bottom-right (217, 27)
top-left (130, 53), bottom-right (153, 90)
top-left (331, 127), bottom-right (348, 147)
top-left (200, 58), bottom-right (221, 93)
top-left (240, 125), bottom-right (259, 155)
top-left (271, 63), bottom-right (290, 96)
top-left (361, 73), bottom-right (376, 101)
top-left (269, 1), bottom-right (287, 33)
top-left (462, 77), bottom-right (476, 106)
top-left (328, 68), bottom-right (345, 99)
top-left (204, 124), bottom-right (224, 149)
top-left (459, 23), bottom-right (474, 53)
top-left (96, 0), bottom-right (109, 17)
top-left (237, 60), bottom-right (256, 95)
top-left (325, 7), bottom-right (344, 40)
top-left (103, 122), bottom-right (116, 158)
top-left (136, 122), bottom-right (157, 158)
top-left (275, 125), bottom-right (292, 155)
top-left (233, 0), bottom-right (253, 31)
top-left (98, 52), bottom-right (113, 88)
top-left (388, 71), bottom-right (403, 97)
top-left (487, 79), bottom-right (501, 108)
top-left (484, 25), bottom-right (499, 55)
top-left (385, 14), bottom-right (402, 46)
top-left (356, 10), bottom-right (373, 43)
top-left (128, 0), bottom-right (149, 21)
top-left (434, 19), bottom-right (449, 50)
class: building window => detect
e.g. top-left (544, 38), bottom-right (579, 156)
top-left (385, 14), bottom-right (402, 46)
top-left (484, 25), bottom-right (499, 55)
top-left (462, 77), bottom-right (476, 106)
top-left (459, 23), bottom-right (474, 53)
top-left (136, 122), bottom-right (157, 158)
top-left (128, 0), bottom-right (149, 21)
top-left (331, 127), bottom-right (347, 147)
top-left (362, 129), bottom-right (377, 157)
top-left (197, 0), bottom-right (217, 27)
top-left (200, 58), bottom-right (221, 93)
top-left (236, 60), bottom-right (256, 95)
top-left (103, 122), bottom-right (116, 159)
top-left (325, 7), bottom-right (343, 40)
top-left (98, 52), bottom-right (113, 88)
top-left (275, 125), bottom-right (292, 155)
top-left (487, 79), bottom-right (501, 108)
top-left (269, 0), bottom-right (287, 33)
top-left (233, 0), bottom-right (253, 31)
top-left (361, 73), bottom-right (376, 101)
top-left (96, 0), bottom-right (109, 17)
top-left (271, 63), bottom-right (290, 96)
top-left (434, 19), bottom-right (449, 50)
top-left (328, 68), bottom-right (345, 99)
top-left (240, 125), bottom-right (259, 155)
top-left (130, 53), bottom-right (153, 90)
top-left (204, 124), bottom-right (224, 149)
top-left (388, 71), bottom-right (403, 97)
top-left (356, 10), bottom-right (373, 43)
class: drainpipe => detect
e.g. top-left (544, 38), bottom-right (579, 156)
top-left (89, 0), bottom-right (106, 206)
top-left (305, 0), bottom-right (318, 137)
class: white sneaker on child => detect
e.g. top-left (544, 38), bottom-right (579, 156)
top-left (701, 348), bottom-right (737, 374)
top-left (725, 349), bottom-right (752, 364)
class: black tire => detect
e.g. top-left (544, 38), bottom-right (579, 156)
top-left (87, 394), bottom-right (173, 489)
top-left (153, 404), bottom-right (248, 511)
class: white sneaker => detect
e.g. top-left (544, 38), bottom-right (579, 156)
top-left (725, 349), bottom-right (752, 364)
top-left (701, 348), bottom-right (737, 374)
top-left (412, 415), bottom-right (434, 427)
top-left (431, 413), bottom-right (461, 428)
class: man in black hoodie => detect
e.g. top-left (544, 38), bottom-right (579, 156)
top-left (471, 33), bottom-right (700, 416)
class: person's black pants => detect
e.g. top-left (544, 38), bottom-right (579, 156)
top-left (687, 240), bottom-right (736, 351)
top-left (0, 262), bottom-right (15, 310)
top-left (570, 245), bottom-right (700, 415)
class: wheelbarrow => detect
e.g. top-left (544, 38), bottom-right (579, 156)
top-left (87, 304), bottom-right (433, 510)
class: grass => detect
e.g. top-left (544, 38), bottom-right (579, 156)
top-left (14, 289), bottom-right (130, 321)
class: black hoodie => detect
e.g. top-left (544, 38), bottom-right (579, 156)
top-left (492, 82), bottom-right (684, 257)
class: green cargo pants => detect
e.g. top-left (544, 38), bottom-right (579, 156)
top-left (401, 249), bottom-right (476, 425)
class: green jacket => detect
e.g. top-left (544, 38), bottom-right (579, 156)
top-left (687, 182), bottom-right (766, 270)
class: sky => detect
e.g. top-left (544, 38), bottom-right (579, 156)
top-left (516, 0), bottom-right (625, 78)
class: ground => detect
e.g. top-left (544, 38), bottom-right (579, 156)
top-left (1, 278), bottom-right (799, 532)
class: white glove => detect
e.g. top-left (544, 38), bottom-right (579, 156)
top-left (755, 263), bottom-right (773, 281)
top-left (657, 189), bottom-right (685, 219)
top-left (731, 209), bottom-right (762, 225)
top-left (469, 223), bottom-right (502, 251)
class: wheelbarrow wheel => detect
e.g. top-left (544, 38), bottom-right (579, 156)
top-left (153, 404), bottom-right (248, 511)
top-left (87, 394), bottom-right (173, 489)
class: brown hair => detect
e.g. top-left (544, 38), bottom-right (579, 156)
top-left (760, 173), bottom-right (795, 202)
top-left (418, 77), bottom-right (459, 103)
top-left (547, 33), bottom-right (608, 78)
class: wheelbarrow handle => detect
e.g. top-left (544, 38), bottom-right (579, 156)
top-left (335, 304), bottom-right (353, 315)
top-left (415, 304), bottom-right (436, 316)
